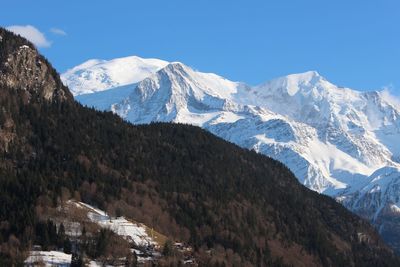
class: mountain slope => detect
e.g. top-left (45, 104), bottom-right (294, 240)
top-left (1, 28), bottom-right (399, 266)
top-left (337, 166), bottom-right (400, 252)
top-left (61, 55), bottom-right (168, 95)
top-left (68, 56), bottom-right (400, 252)
top-left (250, 71), bottom-right (399, 170)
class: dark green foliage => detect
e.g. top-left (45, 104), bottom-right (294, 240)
top-left (163, 240), bottom-right (175, 257)
top-left (125, 251), bottom-right (137, 267)
top-left (34, 220), bottom-right (57, 250)
top-left (32, 220), bottom-right (72, 253)
top-left (71, 252), bottom-right (84, 267)
top-left (94, 229), bottom-right (110, 258)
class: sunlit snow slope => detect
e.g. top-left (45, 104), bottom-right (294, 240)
top-left (61, 56), bottom-right (168, 95)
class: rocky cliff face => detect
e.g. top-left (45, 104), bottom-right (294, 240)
top-left (0, 28), bottom-right (72, 102)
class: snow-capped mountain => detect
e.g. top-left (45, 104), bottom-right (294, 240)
top-left (63, 56), bottom-right (400, 244)
top-left (61, 55), bottom-right (168, 95)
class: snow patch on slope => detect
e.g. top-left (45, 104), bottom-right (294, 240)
top-left (74, 201), bottom-right (156, 247)
top-left (25, 251), bottom-right (72, 266)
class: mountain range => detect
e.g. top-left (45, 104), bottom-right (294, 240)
top-left (2, 27), bottom-right (400, 266)
top-left (62, 56), bottom-right (400, 251)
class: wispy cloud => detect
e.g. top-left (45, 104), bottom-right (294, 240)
top-left (380, 84), bottom-right (400, 108)
top-left (50, 27), bottom-right (67, 36)
top-left (6, 25), bottom-right (51, 48)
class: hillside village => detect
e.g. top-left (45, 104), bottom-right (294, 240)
top-left (24, 200), bottom-right (196, 266)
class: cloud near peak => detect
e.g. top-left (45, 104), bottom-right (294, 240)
top-left (380, 85), bottom-right (400, 108)
top-left (50, 27), bottom-right (67, 36)
top-left (6, 25), bottom-right (51, 48)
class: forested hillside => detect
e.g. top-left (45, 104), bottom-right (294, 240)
top-left (0, 28), bottom-right (399, 266)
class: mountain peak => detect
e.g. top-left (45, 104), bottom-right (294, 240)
top-left (169, 61), bottom-right (186, 67)
top-left (278, 70), bottom-right (326, 93)
top-left (287, 70), bottom-right (322, 81)
top-left (162, 61), bottom-right (191, 74)
top-left (61, 55), bottom-right (169, 95)
top-left (253, 70), bottom-right (327, 98)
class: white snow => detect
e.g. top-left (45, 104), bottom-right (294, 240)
top-left (74, 201), bottom-right (156, 246)
top-left (390, 204), bottom-right (400, 214)
top-left (61, 55), bottom-right (169, 96)
top-left (88, 261), bottom-right (101, 267)
top-left (337, 166), bottom-right (400, 222)
top-left (73, 201), bottom-right (107, 216)
top-left (25, 251), bottom-right (71, 266)
top-left (77, 83), bottom-right (135, 111)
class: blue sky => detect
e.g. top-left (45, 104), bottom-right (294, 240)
top-left (2, 0), bottom-right (399, 94)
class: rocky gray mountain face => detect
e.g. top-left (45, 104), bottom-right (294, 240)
top-left (0, 29), bottom-right (71, 102)
top-left (63, 56), bottom-right (400, 251)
